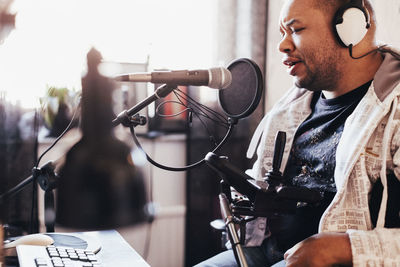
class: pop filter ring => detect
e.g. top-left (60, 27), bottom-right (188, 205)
top-left (218, 58), bottom-right (264, 119)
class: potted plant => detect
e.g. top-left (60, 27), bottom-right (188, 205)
top-left (40, 86), bottom-right (79, 137)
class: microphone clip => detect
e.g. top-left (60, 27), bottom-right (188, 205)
top-left (114, 110), bottom-right (147, 128)
top-left (35, 162), bottom-right (59, 192)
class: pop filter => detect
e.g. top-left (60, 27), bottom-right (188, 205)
top-left (218, 58), bottom-right (263, 119)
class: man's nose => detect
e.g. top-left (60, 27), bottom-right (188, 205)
top-left (278, 33), bottom-right (295, 54)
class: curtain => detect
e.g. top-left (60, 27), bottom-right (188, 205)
top-left (0, 98), bottom-right (39, 237)
top-left (185, 1), bottom-right (268, 265)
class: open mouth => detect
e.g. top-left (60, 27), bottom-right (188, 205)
top-left (283, 58), bottom-right (302, 67)
top-left (283, 58), bottom-right (303, 75)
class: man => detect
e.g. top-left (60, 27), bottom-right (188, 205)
top-left (196, 0), bottom-right (400, 266)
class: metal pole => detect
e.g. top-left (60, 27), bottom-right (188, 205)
top-left (219, 193), bottom-right (248, 267)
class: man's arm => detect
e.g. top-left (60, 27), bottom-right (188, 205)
top-left (284, 232), bottom-right (352, 267)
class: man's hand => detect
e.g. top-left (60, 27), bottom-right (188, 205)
top-left (284, 232), bottom-right (352, 267)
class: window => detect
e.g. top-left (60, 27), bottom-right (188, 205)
top-left (0, 0), bottom-right (216, 108)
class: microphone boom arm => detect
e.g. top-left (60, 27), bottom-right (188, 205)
top-left (112, 84), bottom-right (176, 127)
top-left (205, 131), bottom-right (323, 217)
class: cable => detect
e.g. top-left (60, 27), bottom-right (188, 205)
top-left (173, 89), bottom-right (228, 126)
top-left (377, 45), bottom-right (400, 60)
top-left (156, 100), bottom-right (192, 118)
top-left (171, 89), bottom-right (229, 145)
top-left (130, 87), bottom-right (235, 171)
top-left (142, 139), bottom-right (155, 261)
top-left (30, 108), bottom-right (40, 233)
top-left (349, 44), bottom-right (387, 59)
top-left (35, 100), bottom-right (80, 168)
top-left (1, 99), bottom-right (81, 234)
top-left (130, 121), bottom-right (234, 171)
top-left (157, 90), bottom-right (227, 128)
top-left (154, 88), bottom-right (229, 149)
top-left (29, 102), bottom-right (80, 232)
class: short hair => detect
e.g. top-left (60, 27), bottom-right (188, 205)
top-left (311, 0), bottom-right (375, 23)
top-left (311, 0), bottom-right (347, 14)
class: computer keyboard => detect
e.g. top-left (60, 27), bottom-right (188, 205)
top-left (17, 244), bottom-right (101, 267)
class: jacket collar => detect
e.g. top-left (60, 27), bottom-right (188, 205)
top-left (374, 47), bottom-right (400, 102)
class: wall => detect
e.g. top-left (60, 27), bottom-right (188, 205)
top-left (265, 0), bottom-right (292, 111)
top-left (265, 0), bottom-right (400, 112)
top-left (372, 0), bottom-right (400, 48)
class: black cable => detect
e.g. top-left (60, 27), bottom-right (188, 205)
top-left (142, 206), bottom-right (153, 261)
top-left (377, 45), bottom-right (400, 60)
top-left (30, 108), bottom-right (40, 233)
top-left (191, 107), bottom-right (219, 146)
top-left (0, 100), bottom-right (81, 215)
top-left (142, 140), bottom-right (155, 261)
top-left (174, 90), bottom-right (225, 122)
top-left (31, 101), bottom-right (79, 232)
top-left (157, 88), bottom-right (230, 147)
top-left (349, 44), bottom-right (387, 59)
top-left (173, 94), bottom-right (219, 146)
top-left (182, 94), bottom-right (229, 146)
top-left (172, 92), bottom-right (225, 134)
top-left (129, 122), bottom-right (234, 171)
top-left (174, 89), bottom-right (228, 125)
top-left (35, 100), bottom-right (80, 168)
top-left (154, 88), bottom-right (229, 149)
top-left (156, 100), bottom-right (192, 118)
top-left (172, 90), bottom-right (229, 136)
top-left (172, 89), bottom-right (225, 122)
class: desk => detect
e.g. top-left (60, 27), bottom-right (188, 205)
top-left (79, 230), bottom-right (149, 267)
top-left (5, 230), bottom-right (150, 267)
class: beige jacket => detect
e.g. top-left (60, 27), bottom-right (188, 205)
top-left (246, 47), bottom-right (400, 266)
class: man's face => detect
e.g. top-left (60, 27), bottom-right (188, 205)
top-left (279, 0), bottom-right (346, 91)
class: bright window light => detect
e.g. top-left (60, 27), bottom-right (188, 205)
top-left (0, 0), bottom-right (216, 108)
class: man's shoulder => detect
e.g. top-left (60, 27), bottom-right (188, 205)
top-left (374, 46), bottom-right (400, 102)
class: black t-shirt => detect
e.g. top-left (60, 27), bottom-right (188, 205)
top-left (269, 81), bottom-right (371, 251)
top-left (285, 81), bottom-right (371, 193)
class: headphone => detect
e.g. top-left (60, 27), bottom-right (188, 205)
top-left (333, 0), bottom-right (370, 48)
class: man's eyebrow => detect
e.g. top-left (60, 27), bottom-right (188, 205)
top-left (284, 18), bottom-right (299, 27)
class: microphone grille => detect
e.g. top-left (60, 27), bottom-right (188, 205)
top-left (208, 67), bottom-right (232, 89)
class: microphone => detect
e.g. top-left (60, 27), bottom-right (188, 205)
top-left (114, 67), bottom-right (232, 89)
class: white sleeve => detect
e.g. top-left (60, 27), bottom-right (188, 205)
top-left (347, 228), bottom-right (400, 266)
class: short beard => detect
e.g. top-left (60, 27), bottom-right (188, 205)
top-left (295, 51), bottom-right (342, 92)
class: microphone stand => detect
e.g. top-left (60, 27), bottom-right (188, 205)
top-left (0, 162), bottom-right (58, 233)
top-left (0, 84), bottom-right (175, 232)
top-left (219, 193), bottom-right (248, 267)
top-left (205, 131), bottom-right (323, 267)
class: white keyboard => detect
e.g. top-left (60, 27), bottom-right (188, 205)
top-left (17, 245), bottom-right (101, 267)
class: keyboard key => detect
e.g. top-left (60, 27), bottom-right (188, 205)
top-left (42, 245), bottom-right (101, 266)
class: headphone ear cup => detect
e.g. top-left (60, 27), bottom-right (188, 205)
top-left (334, 7), bottom-right (369, 47)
